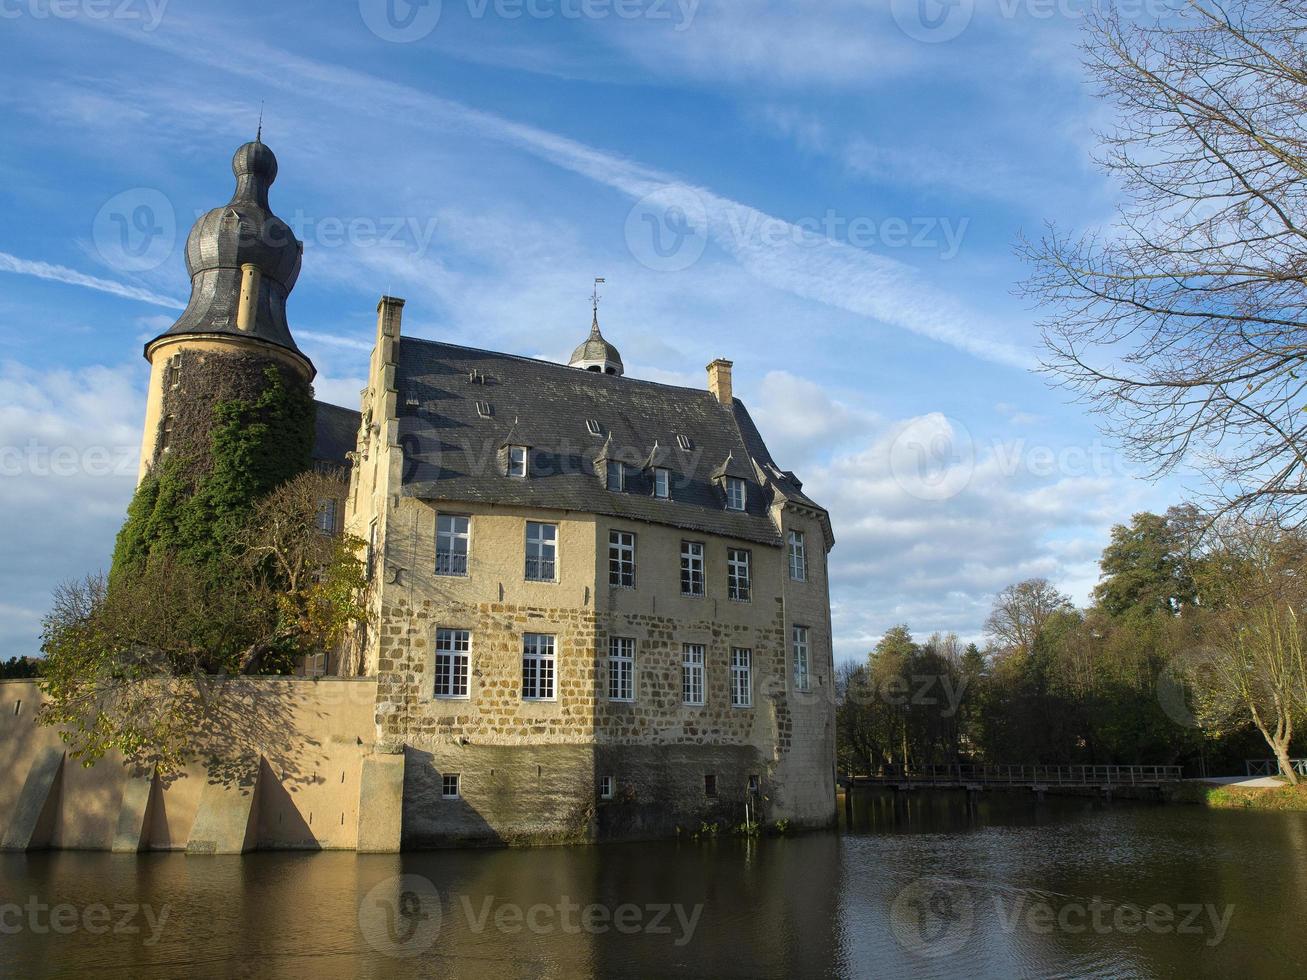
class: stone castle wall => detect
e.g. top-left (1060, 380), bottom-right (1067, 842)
top-left (0, 678), bottom-right (391, 854)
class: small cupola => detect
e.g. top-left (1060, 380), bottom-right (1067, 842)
top-left (569, 279), bottom-right (624, 376)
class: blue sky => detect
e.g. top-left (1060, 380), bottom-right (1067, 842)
top-left (0, 0), bottom-right (1185, 662)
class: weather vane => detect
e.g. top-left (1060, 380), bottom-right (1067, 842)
top-left (591, 277), bottom-right (605, 319)
top-left (256, 100), bottom-right (264, 142)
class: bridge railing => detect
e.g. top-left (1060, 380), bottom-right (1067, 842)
top-left (848, 764), bottom-right (1183, 786)
top-left (1246, 758), bottom-right (1307, 777)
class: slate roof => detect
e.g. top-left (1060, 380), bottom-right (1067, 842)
top-left (394, 338), bottom-right (830, 548)
top-left (312, 400), bottom-right (360, 470)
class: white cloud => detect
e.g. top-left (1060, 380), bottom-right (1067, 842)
top-left (0, 360), bottom-right (144, 656)
top-left (0, 251), bottom-right (185, 310)
top-left (81, 17), bottom-right (1032, 369)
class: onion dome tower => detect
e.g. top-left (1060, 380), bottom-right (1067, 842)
top-left (568, 292), bottom-right (624, 376)
top-left (136, 137), bottom-right (315, 483)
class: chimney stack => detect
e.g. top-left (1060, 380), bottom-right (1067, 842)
top-left (706, 358), bottom-right (733, 406)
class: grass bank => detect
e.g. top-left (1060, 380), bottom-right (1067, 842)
top-left (1166, 780), bottom-right (1307, 811)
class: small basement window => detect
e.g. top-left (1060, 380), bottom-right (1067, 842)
top-left (508, 446), bottom-right (528, 478)
top-left (442, 773), bottom-right (461, 799)
top-left (599, 776), bottom-right (615, 800)
top-left (704, 774), bottom-right (717, 797)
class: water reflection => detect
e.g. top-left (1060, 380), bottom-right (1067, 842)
top-left (2, 792), bottom-right (1305, 978)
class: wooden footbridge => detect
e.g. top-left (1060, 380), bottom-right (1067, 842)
top-left (840, 764), bottom-right (1183, 799)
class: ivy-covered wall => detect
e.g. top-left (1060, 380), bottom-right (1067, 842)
top-left (112, 348), bottom-right (315, 579)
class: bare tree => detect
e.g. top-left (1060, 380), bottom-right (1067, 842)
top-left (1189, 521), bottom-right (1307, 782)
top-left (985, 579), bottom-right (1074, 657)
top-left (1021, 1), bottom-right (1307, 523)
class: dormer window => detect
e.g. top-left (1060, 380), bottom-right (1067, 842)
top-left (606, 460), bottom-right (624, 492)
top-left (676, 434), bottom-right (693, 451)
top-left (586, 419), bottom-right (602, 437)
top-left (508, 446), bottom-right (528, 478)
top-left (725, 477), bottom-right (746, 511)
top-left (653, 467), bottom-right (670, 500)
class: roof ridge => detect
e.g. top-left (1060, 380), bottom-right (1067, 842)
top-left (399, 334), bottom-right (725, 399)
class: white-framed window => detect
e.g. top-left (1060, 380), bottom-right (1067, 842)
top-left (508, 445), bottom-right (528, 478)
top-left (525, 522), bottom-right (558, 581)
top-left (609, 636), bottom-right (635, 702)
top-left (727, 548), bottom-right (752, 602)
top-left (681, 541), bottom-right (705, 597)
top-left (653, 467), bottom-right (671, 499)
top-left (434, 628), bottom-right (471, 699)
top-left (731, 648), bottom-right (752, 708)
top-left (599, 775), bottom-right (615, 800)
top-left (315, 497), bottom-right (339, 535)
top-left (606, 460), bottom-right (624, 491)
top-left (792, 625), bottom-right (811, 692)
top-left (160, 416), bottom-right (174, 453)
top-left (522, 633), bottom-right (556, 700)
top-left (725, 477), bottom-right (747, 511)
top-left (609, 530), bottom-right (636, 589)
top-left (167, 353), bottom-right (182, 388)
top-left (788, 530), bottom-right (807, 582)
top-left (682, 643), bottom-right (705, 706)
top-left (442, 773), bottom-right (460, 799)
top-left (436, 514), bottom-right (470, 576)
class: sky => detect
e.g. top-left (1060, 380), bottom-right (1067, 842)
top-left (0, 0), bottom-right (1188, 664)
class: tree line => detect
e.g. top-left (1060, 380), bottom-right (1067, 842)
top-left (838, 508), bottom-right (1307, 782)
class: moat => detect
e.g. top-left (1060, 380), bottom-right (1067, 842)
top-left (3, 792), bottom-right (1304, 978)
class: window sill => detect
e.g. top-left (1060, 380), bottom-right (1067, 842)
top-left (433, 694), bottom-right (470, 701)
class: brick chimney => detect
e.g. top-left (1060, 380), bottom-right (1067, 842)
top-left (706, 358), bottom-right (733, 406)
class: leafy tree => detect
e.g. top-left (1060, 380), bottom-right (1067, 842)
top-left (39, 471), bottom-right (367, 773)
top-left (1094, 511), bottom-right (1197, 617)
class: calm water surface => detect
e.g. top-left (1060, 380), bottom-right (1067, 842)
top-left (3, 792), bottom-right (1305, 978)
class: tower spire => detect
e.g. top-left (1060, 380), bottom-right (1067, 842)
top-left (590, 277), bottom-right (604, 335)
top-left (256, 100), bottom-right (264, 143)
top-left (570, 278), bottom-right (623, 375)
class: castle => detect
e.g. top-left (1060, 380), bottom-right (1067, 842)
top-left (1, 139), bottom-right (836, 850)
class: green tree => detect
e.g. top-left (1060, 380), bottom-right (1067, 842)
top-left (1094, 511), bottom-right (1197, 617)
